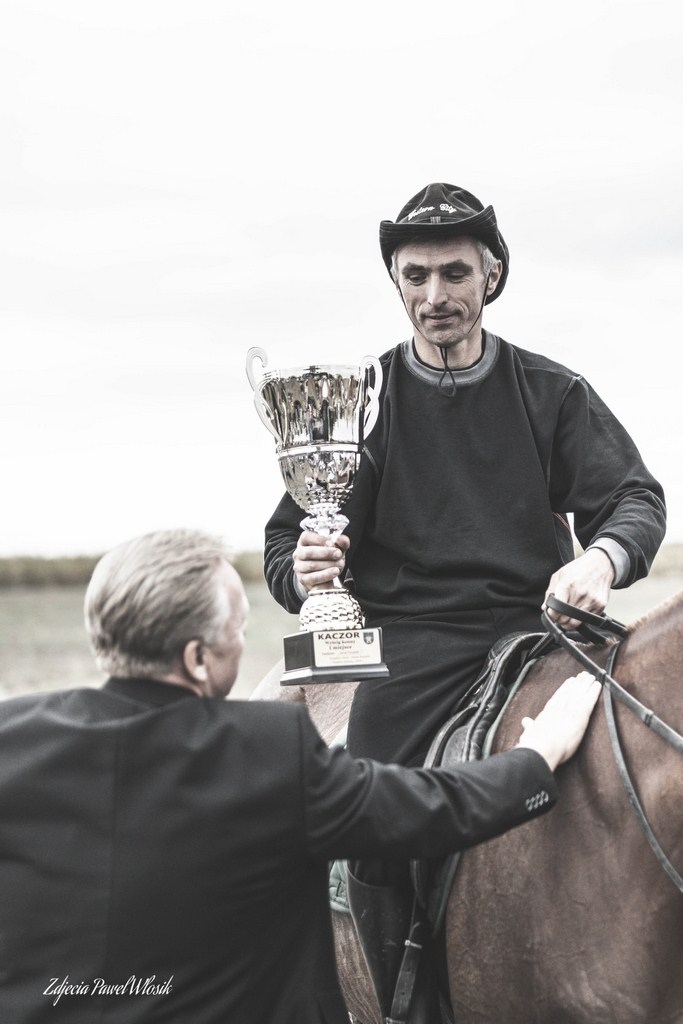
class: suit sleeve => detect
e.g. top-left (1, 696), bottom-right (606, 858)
top-left (297, 710), bottom-right (558, 862)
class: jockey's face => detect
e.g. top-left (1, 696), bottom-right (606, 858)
top-left (393, 236), bottom-right (501, 370)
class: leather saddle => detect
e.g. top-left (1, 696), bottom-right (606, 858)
top-left (410, 629), bottom-right (549, 933)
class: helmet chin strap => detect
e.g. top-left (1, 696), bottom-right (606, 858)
top-left (436, 271), bottom-right (491, 398)
top-left (437, 345), bottom-right (458, 397)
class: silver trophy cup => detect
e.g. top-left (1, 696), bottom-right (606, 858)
top-left (246, 347), bottom-right (389, 684)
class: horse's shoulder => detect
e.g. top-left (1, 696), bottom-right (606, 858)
top-left (304, 681), bottom-right (359, 745)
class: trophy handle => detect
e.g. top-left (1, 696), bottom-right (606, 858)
top-left (245, 346), bottom-right (269, 390)
top-left (361, 354), bottom-right (383, 438)
top-left (245, 347), bottom-right (280, 441)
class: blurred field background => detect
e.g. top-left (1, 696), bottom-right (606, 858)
top-left (0, 551), bottom-right (296, 701)
top-left (1, 546), bottom-right (682, 702)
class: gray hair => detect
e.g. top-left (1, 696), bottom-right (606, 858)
top-left (85, 529), bottom-right (234, 678)
top-left (390, 237), bottom-right (498, 283)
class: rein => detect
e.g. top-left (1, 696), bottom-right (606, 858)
top-left (543, 595), bottom-right (683, 894)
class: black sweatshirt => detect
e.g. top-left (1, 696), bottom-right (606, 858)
top-left (264, 333), bottom-right (666, 626)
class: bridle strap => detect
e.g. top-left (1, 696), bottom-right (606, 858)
top-left (602, 644), bottom-right (683, 894)
top-left (543, 595), bottom-right (683, 893)
top-left (542, 597), bottom-right (683, 753)
top-left (544, 594), bottom-right (629, 643)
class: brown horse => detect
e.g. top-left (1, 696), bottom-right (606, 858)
top-left (251, 590), bottom-right (683, 1024)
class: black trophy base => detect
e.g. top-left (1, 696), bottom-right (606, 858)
top-left (281, 627), bottom-right (390, 685)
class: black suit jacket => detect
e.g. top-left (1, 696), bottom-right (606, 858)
top-left (0, 678), bottom-right (557, 1023)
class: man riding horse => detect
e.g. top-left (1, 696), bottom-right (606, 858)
top-left (263, 182), bottom-right (667, 1021)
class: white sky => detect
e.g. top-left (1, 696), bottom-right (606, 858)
top-left (1, 0), bottom-right (682, 556)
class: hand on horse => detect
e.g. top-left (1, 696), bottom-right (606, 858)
top-left (292, 531), bottom-right (351, 592)
top-left (543, 548), bottom-right (616, 630)
top-left (516, 671), bottom-right (601, 771)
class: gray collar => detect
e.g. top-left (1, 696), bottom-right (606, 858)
top-left (400, 331), bottom-right (499, 387)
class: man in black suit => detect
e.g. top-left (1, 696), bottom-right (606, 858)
top-left (0, 528), bottom-right (598, 1024)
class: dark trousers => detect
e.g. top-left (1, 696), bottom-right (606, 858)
top-left (347, 606), bottom-right (543, 767)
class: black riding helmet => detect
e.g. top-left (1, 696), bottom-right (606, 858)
top-left (379, 182), bottom-right (509, 303)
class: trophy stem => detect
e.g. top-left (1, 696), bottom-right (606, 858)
top-left (309, 578), bottom-right (345, 594)
top-left (298, 509), bottom-right (362, 629)
top-left (300, 509), bottom-right (348, 543)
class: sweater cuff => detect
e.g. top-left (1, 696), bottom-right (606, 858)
top-left (587, 538), bottom-right (630, 587)
top-left (293, 573), bottom-right (309, 604)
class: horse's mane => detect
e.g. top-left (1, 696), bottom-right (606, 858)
top-left (625, 586), bottom-right (683, 636)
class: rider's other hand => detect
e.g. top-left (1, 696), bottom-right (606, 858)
top-left (516, 671), bottom-right (601, 771)
top-left (543, 548), bottom-right (616, 630)
top-left (292, 531), bottom-right (351, 592)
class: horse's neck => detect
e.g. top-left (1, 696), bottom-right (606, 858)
top-left (621, 588), bottom-right (683, 700)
